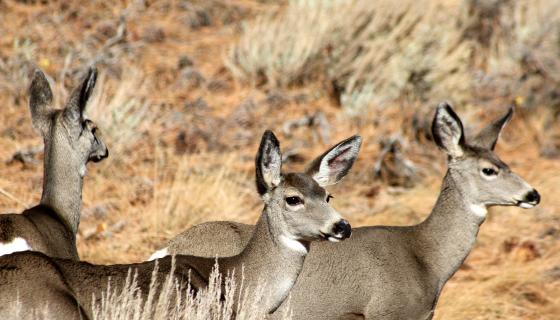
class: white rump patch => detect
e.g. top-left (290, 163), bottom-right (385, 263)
top-left (148, 247), bottom-right (169, 261)
top-left (0, 238), bottom-right (31, 256)
top-left (469, 204), bottom-right (488, 218)
top-left (279, 235), bottom-right (308, 255)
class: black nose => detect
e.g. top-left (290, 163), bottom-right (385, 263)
top-left (525, 189), bottom-right (540, 204)
top-left (333, 219), bottom-right (352, 239)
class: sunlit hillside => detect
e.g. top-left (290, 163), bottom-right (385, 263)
top-left (0, 0), bottom-right (559, 319)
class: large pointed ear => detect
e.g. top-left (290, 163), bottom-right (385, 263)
top-left (255, 130), bottom-right (282, 196)
top-left (431, 102), bottom-right (465, 158)
top-left (64, 67), bottom-right (97, 123)
top-left (28, 69), bottom-right (53, 133)
top-left (305, 135), bottom-right (362, 187)
top-left (472, 107), bottom-right (513, 150)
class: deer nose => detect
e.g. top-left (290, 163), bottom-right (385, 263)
top-left (525, 189), bottom-right (540, 205)
top-left (333, 219), bottom-right (352, 239)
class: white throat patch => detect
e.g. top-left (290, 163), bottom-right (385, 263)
top-left (279, 235), bottom-right (308, 255)
top-left (0, 238), bottom-right (31, 256)
top-left (469, 204), bottom-right (488, 218)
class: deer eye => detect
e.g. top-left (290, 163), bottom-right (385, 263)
top-left (285, 196), bottom-right (303, 206)
top-left (482, 168), bottom-right (498, 176)
top-left (326, 195), bottom-right (333, 203)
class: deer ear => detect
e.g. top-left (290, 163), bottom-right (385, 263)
top-left (432, 102), bottom-right (465, 158)
top-left (28, 69), bottom-right (53, 133)
top-left (472, 107), bottom-right (513, 150)
top-left (64, 67), bottom-right (97, 123)
top-left (305, 135), bottom-right (362, 187)
top-left (256, 130), bottom-right (282, 196)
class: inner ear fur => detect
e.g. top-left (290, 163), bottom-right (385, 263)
top-left (432, 102), bottom-right (465, 158)
top-left (472, 107), bottom-right (513, 150)
top-left (305, 135), bottom-right (362, 187)
top-left (255, 130), bottom-right (283, 196)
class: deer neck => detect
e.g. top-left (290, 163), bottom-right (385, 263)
top-left (40, 137), bottom-right (84, 235)
top-left (415, 170), bottom-right (485, 287)
top-left (221, 206), bottom-right (308, 314)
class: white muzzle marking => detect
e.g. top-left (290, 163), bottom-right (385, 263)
top-left (519, 202), bottom-right (535, 209)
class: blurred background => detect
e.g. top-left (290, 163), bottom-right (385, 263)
top-left (0, 0), bottom-right (559, 318)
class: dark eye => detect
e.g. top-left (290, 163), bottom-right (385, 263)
top-left (326, 195), bottom-right (333, 203)
top-left (482, 168), bottom-right (497, 176)
top-left (285, 196), bottom-right (303, 206)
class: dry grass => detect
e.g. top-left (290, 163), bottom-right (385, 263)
top-left (91, 261), bottom-right (278, 320)
top-left (0, 0), bottom-right (559, 319)
top-left (227, 0), bottom-right (560, 113)
top-left (87, 69), bottom-right (154, 157)
top-left (12, 261), bottom-right (285, 320)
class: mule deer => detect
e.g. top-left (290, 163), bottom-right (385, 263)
top-left (153, 103), bottom-right (540, 319)
top-left (0, 68), bottom-right (108, 260)
top-left (0, 130), bottom-right (360, 319)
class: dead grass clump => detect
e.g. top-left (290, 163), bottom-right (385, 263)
top-left (225, 0), bottom-right (356, 87)
top-left (227, 0), bottom-right (560, 113)
top-left (87, 69), bottom-right (154, 157)
top-left (92, 260), bottom-right (284, 320)
top-left (0, 38), bottom-right (36, 105)
top-left (435, 261), bottom-right (560, 320)
top-left (148, 153), bottom-right (257, 235)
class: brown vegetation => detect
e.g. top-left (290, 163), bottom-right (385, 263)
top-left (0, 0), bottom-right (559, 319)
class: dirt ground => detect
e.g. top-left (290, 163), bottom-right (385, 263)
top-left (0, 1), bottom-right (558, 319)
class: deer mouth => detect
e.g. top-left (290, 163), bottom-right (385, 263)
top-left (90, 149), bottom-right (109, 163)
top-left (516, 200), bottom-right (536, 209)
top-left (320, 232), bottom-right (345, 242)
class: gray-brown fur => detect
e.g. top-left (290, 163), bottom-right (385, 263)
top-left (0, 251), bottom-right (87, 320)
top-left (1, 130), bottom-right (360, 319)
top-left (161, 103), bottom-right (540, 319)
top-left (0, 68), bottom-right (108, 260)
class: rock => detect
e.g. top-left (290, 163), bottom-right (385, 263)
top-left (184, 97), bottom-right (209, 112)
top-left (5, 146), bottom-right (42, 166)
top-left (206, 79), bottom-right (231, 93)
top-left (265, 90), bottom-right (290, 109)
top-left (545, 266), bottom-right (560, 281)
top-left (229, 99), bottom-right (257, 127)
top-left (503, 237), bottom-right (541, 262)
top-left (373, 136), bottom-right (418, 188)
top-left (178, 67), bottom-right (205, 89)
top-left (183, 8), bottom-right (212, 29)
top-left (177, 55), bottom-right (194, 69)
top-left (174, 129), bottom-right (208, 155)
top-left (83, 203), bottom-right (115, 219)
top-left (142, 26), bottom-right (166, 43)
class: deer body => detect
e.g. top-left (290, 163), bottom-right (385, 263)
top-left (157, 104), bottom-right (540, 319)
top-left (52, 211), bottom-right (310, 317)
top-left (0, 251), bottom-right (88, 320)
top-left (1, 131), bottom-right (361, 319)
top-left (0, 68), bottom-right (108, 260)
